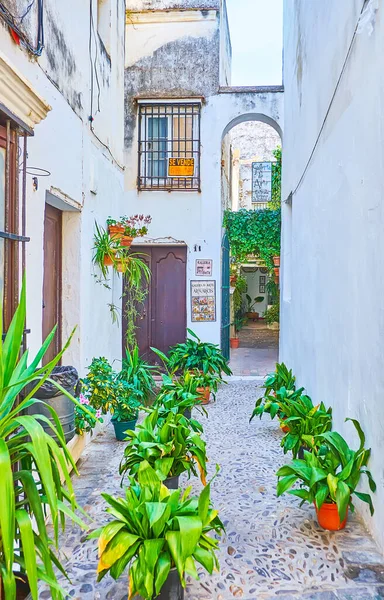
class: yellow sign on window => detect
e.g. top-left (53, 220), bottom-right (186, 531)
top-left (168, 158), bottom-right (195, 177)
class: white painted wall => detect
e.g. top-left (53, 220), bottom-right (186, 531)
top-left (0, 0), bottom-right (126, 375)
top-left (281, 0), bottom-right (384, 548)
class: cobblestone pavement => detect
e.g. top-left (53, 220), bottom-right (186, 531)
top-left (39, 382), bottom-right (384, 599)
top-left (230, 323), bottom-right (279, 376)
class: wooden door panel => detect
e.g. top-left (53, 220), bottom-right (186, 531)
top-left (42, 204), bottom-right (62, 365)
top-left (123, 246), bottom-right (187, 362)
top-left (152, 247), bottom-right (187, 356)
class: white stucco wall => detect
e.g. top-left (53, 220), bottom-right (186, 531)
top-left (281, 0), bottom-right (384, 548)
top-left (0, 0), bottom-right (126, 375)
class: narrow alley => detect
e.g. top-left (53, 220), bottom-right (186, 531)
top-left (39, 382), bottom-right (384, 600)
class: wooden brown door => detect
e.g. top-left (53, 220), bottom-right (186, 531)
top-left (42, 204), bottom-right (62, 365)
top-left (123, 246), bottom-right (187, 362)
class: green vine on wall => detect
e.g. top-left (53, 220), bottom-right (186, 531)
top-left (270, 146), bottom-right (282, 209)
top-left (223, 208), bottom-right (281, 268)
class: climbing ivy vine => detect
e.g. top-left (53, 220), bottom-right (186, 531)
top-left (223, 208), bottom-right (281, 268)
top-left (270, 146), bottom-right (282, 209)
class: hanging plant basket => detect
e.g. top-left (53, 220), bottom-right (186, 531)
top-left (108, 224), bottom-right (125, 239)
top-left (121, 236), bottom-right (133, 247)
top-left (116, 260), bottom-right (126, 273)
top-left (103, 255), bottom-right (114, 267)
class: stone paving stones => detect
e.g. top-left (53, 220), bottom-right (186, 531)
top-left (38, 381), bottom-right (384, 599)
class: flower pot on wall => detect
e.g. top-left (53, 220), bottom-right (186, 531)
top-left (103, 255), bottom-right (114, 267)
top-left (108, 224), bottom-right (125, 238)
top-left (316, 503), bottom-right (348, 531)
top-left (273, 267), bottom-right (280, 277)
top-left (121, 236), bottom-right (133, 247)
top-left (273, 255), bottom-right (280, 267)
top-left (111, 415), bottom-right (138, 441)
top-left (230, 338), bottom-right (240, 349)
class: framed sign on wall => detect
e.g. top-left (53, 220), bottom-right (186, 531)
top-left (191, 280), bottom-right (216, 322)
top-left (195, 259), bottom-right (213, 276)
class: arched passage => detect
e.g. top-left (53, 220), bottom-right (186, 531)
top-left (220, 109), bottom-right (282, 373)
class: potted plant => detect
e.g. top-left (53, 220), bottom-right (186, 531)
top-left (189, 369), bottom-right (222, 405)
top-left (111, 214), bottom-right (152, 247)
top-left (91, 463), bottom-right (224, 600)
top-left (230, 315), bottom-right (245, 349)
top-left (265, 304), bottom-right (280, 330)
top-left (119, 409), bottom-right (207, 488)
top-left (245, 295), bottom-right (264, 321)
top-left (276, 419), bottom-right (376, 530)
top-left (82, 357), bottom-right (143, 441)
top-left (274, 391), bottom-right (332, 458)
top-left (154, 372), bottom-right (205, 428)
top-left (106, 216), bottom-right (125, 239)
top-left (168, 329), bottom-right (232, 379)
top-left (0, 279), bottom-right (89, 599)
top-left (75, 394), bottom-right (104, 436)
top-left (273, 255), bottom-right (280, 267)
top-left (250, 363), bottom-right (300, 424)
top-left (93, 222), bottom-right (119, 277)
top-left (118, 344), bottom-right (157, 405)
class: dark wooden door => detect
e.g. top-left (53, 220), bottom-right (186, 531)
top-left (42, 204), bottom-right (62, 365)
top-left (123, 246), bottom-right (187, 362)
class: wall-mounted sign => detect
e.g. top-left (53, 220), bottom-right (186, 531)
top-left (195, 259), bottom-right (213, 277)
top-left (191, 280), bottom-right (216, 322)
top-left (168, 157), bottom-right (195, 177)
top-left (252, 161), bottom-right (272, 203)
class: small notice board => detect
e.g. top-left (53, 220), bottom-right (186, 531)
top-left (195, 259), bottom-right (213, 276)
top-left (168, 157), bottom-right (195, 177)
top-left (191, 280), bottom-right (216, 322)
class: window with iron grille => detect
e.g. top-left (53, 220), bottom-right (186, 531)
top-left (138, 102), bottom-right (201, 191)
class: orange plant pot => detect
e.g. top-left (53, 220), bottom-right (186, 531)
top-left (103, 255), bottom-right (114, 267)
top-left (196, 387), bottom-right (211, 405)
top-left (316, 503), bottom-right (348, 531)
top-left (121, 236), bottom-right (133, 247)
top-left (273, 267), bottom-right (280, 277)
top-left (273, 255), bottom-right (280, 267)
top-left (280, 417), bottom-right (290, 433)
top-left (108, 224), bottom-right (125, 239)
top-left (230, 338), bottom-right (240, 349)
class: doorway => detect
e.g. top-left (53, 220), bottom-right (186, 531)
top-left (42, 203), bottom-right (62, 365)
top-left (122, 245), bottom-right (187, 363)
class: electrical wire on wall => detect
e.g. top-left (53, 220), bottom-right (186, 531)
top-left (0, 0), bottom-right (44, 56)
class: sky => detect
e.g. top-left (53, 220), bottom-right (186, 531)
top-left (226, 0), bottom-right (283, 86)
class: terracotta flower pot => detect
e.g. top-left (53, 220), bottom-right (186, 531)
top-left (230, 275), bottom-right (237, 285)
top-left (103, 255), bottom-right (114, 267)
top-left (196, 386), bottom-right (211, 405)
top-left (280, 417), bottom-right (290, 433)
top-left (230, 337), bottom-right (239, 349)
top-left (246, 312), bottom-right (259, 321)
top-left (121, 236), bottom-right (133, 247)
top-left (273, 267), bottom-right (280, 277)
top-left (316, 502), bottom-right (348, 531)
top-left (273, 255), bottom-right (280, 267)
top-left (116, 260), bottom-right (126, 273)
top-left (108, 224), bottom-right (125, 239)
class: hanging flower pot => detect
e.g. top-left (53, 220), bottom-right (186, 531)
top-left (315, 503), bottom-right (348, 531)
top-left (116, 259), bottom-right (126, 273)
top-left (103, 255), bottom-right (114, 267)
top-left (273, 255), bottom-right (280, 267)
top-left (121, 236), bottom-right (133, 247)
top-left (108, 224), bottom-right (125, 239)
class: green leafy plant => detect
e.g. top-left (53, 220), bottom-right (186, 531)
top-left (251, 386), bottom-right (304, 422)
top-left (82, 357), bottom-right (143, 420)
top-left (75, 394), bottom-right (103, 435)
top-left (264, 304), bottom-right (279, 325)
top-left (168, 329), bottom-right (232, 378)
top-left (0, 280), bottom-right (88, 599)
top-left (231, 314), bottom-right (246, 339)
top-left (119, 409), bottom-right (207, 485)
top-left (92, 222), bottom-right (118, 279)
top-left (270, 146), bottom-right (282, 209)
top-left (276, 419), bottom-right (376, 521)
top-left (245, 295), bottom-right (263, 314)
top-left (190, 369), bottom-right (223, 400)
top-left (275, 391), bottom-right (332, 457)
top-left (233, 274), bottom-right (247, 313)
top-left (119, 345), bottom-right (156, 403)
top-left (266, 278), bottom-right (279, 305)
top-left (154, 372), bottom-right (205, 431)
top-left (107, 214), bottom-right (152, 238)
top-left (91, 462), bottom-right (224, 599)
top-left (223, 208), bottom-right (281, 268)
top-left (250, 362), bottom-right (297, 421)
